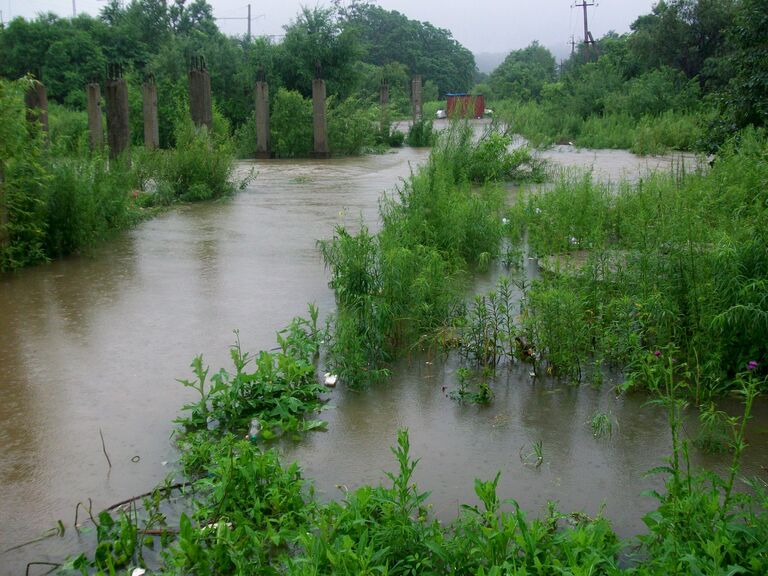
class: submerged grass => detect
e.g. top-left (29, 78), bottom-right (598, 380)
top-left (0, 77), bottom-right (243, 271)
top-left (58, 347), bottom-right (768, 575)
top-left (319, 121), bottom-right (544, 388)
top-left (497, 99), bottom-right (706, 154)
top-left (507, 128), bottom-right (768, 397)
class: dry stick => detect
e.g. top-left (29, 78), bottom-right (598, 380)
top-left (103, 481), bottom-right (192, 513)
top-left (25, 562), bottom-right (59, 576)
top-left (2, 528), bottom-right (59, 554)
top-left (99, 428), bottom-right (112, 469)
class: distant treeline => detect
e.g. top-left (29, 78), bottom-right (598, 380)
top-left (0, 0), bottom-right (475, 148)
top-left (478, 0), bottom-right (767, 151)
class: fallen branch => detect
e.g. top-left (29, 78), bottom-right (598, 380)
top-left (103, 481), bottom-right (193, 514)
top-left (99, 428), bottom-right (112, 469)
top-left (25, 562), bottom-right (59, 576)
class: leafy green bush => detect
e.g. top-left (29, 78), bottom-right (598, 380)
top-left (328, 97), bottom-right (379, 155)
top-left (44, 157), bottom-right (133, 257)
top-left (48, 103), bottom-right (90, 156)
top-left (136, 121), bottom-right (238, 202)
top-left (270, 88), bottom-right (313, 158)
top-left (406, 118), bottom-right (436, 147)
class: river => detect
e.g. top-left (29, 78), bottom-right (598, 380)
top-left (1, 137), bottom-right (765, 572)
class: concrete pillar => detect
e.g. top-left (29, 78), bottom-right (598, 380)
top-left (312, 78), bottom-right (329, 158)
top-left (86, 83), bottom-right (103, 151)
top-left (189, 57), bottom-right (213, 130)
top-left (379, 80), bottom-right (389, 136)
top-left (380, 79), bottom-right (389, 107)
top-left (105, 77), bottom-right (131, 159)
top-left (142, 80), bottom-right (159, 149)
top-left (25, 81), bottom-right (49, 135)
top-left (411, 75), bottom-right (423, 123)
top-left (254, 81), bottom-right (270, 159)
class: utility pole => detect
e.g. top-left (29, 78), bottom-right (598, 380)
top-left (72, 0), bottom-right (76, 17)
top-left (247, 4), bottom-right (251, 39)
top-left (574, 1), bottom-right (594, 46)
top-left (569, 35), bottom-right (576, 55)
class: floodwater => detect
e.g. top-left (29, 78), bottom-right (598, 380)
top-left (1, 139), bottom-right (765, 572)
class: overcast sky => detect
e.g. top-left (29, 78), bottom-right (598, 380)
top-left (3, 0), bottom-right (658, 56)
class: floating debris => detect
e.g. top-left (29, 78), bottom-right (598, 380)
top-left (247, 418), bottom-right (261, 440)
top-left (324, 372), bottom-right (338, 387)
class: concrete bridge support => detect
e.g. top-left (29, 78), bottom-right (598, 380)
top-left (142, 80), bottom-right (159, 149)
top-left (105, 66), bottom-right (131, 159)
top-left (189, 56), bottom-right (213, 130)
top-left (25, 81), bottom-right (49, 136)
top-left (312, 78), bottom-right (330, 158)
top-left (86, 83), bottom-right (103, 151)
top-left (411, 75), bottom-right (423, 123)
top-left (254, 81), bottom-right (270, 158)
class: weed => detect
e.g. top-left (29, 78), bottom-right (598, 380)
top-left (589, 411), bottom-right (614, 439)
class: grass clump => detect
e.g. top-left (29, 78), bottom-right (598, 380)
top-left (406, 118), bottom-right (436, 147)
top-left (498, 99), bottom-right (706, 154)
top-left (505, 128), bottom-right (768, 397)
top-left (319, 123), bottom-right (542, 388)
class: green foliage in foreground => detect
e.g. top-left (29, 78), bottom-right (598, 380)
top-left (507, 128), bottom-right (768, 396)
top-left (319, 124), bottom-right (544, 388)
top-left (59, 334), bottom-right (768, 574)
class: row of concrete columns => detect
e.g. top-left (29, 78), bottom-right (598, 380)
top-left (20, 70), bottom-right (426, 160)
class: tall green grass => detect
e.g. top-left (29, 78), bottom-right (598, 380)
top-left (508, 128), bottom-right (768, 396)
top-left (498, 99), bottom-right (706, 153)
top-left (320, 123), bottom-right (544, 387)
top-left (0, 77), bottom-right (242, 271)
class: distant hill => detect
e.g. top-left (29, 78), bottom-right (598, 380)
top-left (474, 52), bottom-right (507, 74)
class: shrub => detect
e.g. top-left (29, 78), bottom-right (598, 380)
top-left (270, 88), bottom-right (313, 158)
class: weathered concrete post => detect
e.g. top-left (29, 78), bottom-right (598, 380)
top-left (105, 64), bottom-right (131, 159)
top-left (188, 56), bottom-right (213, 130)
top-left (254, 71), bottom-right (270, 158)
top-left (379, 78), bottom-right (389, 137)
top-left (142, 77), bottom-right (159, 149)
top-left (380, 79), bottom-right (389, 107)
top-left (411, 75), bottom-right (423, 123)
top-left (25, 80), bottom-right (49, 136)
top-left (86, 82), bottom-right (103, 151)
top-left (312, 63), bottom-right (330, 159)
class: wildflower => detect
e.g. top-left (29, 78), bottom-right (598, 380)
top-left (654, 350), bottom-right (661, 357)
top-left (747, 360), bottom-right (759, 371)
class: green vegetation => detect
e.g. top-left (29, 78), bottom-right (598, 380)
top-left (320, 123), bottom-right (543, 388)
top-left (57, 341), bottom-right (768, 574)
top-left (0, 77), bottom-right (240, 271)
top-left (481, 0), bottom-right (767, 153)
top-left (0, 0), bottom-right (478, 158)
top-left (505, 128), bottom-right (767, 398)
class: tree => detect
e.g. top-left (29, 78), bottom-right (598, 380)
top-left (278, 6), bottom-right (362, 99)
top-left (338, 2), bottom-right (476, 95)
top-left (489, 42), bottom-right (556, 101)
top-left (723, 0), bottom-right (768, 127)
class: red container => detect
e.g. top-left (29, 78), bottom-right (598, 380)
top-left (445, 93), bottom-right (484, 119)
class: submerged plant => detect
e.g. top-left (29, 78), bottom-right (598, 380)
top-left (589, 411), bottom-right (615, 439)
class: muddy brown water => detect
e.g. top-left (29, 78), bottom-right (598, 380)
top-left (1, 141), bottom-right (766, 572)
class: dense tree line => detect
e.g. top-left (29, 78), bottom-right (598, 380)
top-left (485, 0), bottom-right (766, 148)
top-left (0, 0), bottom-right (477, 148)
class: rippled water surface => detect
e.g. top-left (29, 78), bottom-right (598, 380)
top-left (2, 140), bottom-right (765, 572)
